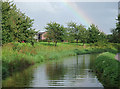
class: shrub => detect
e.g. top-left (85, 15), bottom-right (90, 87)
top-left (94, 52), bottom-right (120, 88)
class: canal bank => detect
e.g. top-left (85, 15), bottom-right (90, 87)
top-left (94, 52), bottom-right (120, 88)
top-left (2, 54), bottom-right (104, 87)
top-left (2, 43), bottom-right (118, 80)
top-left (3, 41), bottom-right (119, 78)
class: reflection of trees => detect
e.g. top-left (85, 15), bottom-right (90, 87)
top-left (78, 55), bottom-right (86, 78)
top-left (68, 55), bottom-right (86, 79)
top-left (2, 66), bottom-right (34, 87)
top-left (89, 54), bottom-right (99, 69)
top-left (46, 62), bottom-right (67, 86)
top-left (46, 62), bottom-right (67, 80)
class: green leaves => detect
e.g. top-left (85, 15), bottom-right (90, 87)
top-left (94, 52), bottom-right (120, 87)
top-left (67, 22), bottom-right (88, 44)
top-left (45, 22), bottom-right (66, 46)
top-left (109, 14), bottom-right (120, 43)
top-left (2, 1), bottom-right (36, 44)
top-left (87, 24), bottom-right (106, 43)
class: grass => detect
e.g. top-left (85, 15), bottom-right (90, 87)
top-left (2, 42), bottom-right (119, 79)
top-left (94, 52), bottom-right (120, 88)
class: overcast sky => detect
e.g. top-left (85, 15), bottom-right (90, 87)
top-left (14, 1), bottom-right (118, 34)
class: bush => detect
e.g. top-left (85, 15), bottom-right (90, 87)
top-left (94, 52), bottom-right (120, 88)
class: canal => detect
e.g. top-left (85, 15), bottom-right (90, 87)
top-left (2, 54), bottom-right (103, 88)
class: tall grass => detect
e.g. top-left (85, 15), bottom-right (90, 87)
top-left (94, 52), bottom-right (120, 88)
top-left (2, 42), bottom-right (119, 79)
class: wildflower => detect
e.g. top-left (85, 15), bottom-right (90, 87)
top-left (22, 41), bottom-right (24, 43)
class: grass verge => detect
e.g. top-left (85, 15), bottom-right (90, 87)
top-left (94, 52), bottom-right (120, 88)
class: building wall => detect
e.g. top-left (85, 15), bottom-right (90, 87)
top-left (41, 32), bottom-right (47, 40)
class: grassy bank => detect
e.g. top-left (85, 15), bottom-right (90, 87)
top-left (2, 42), bottom-right (119, 79)
top-left (94, 52), bottom-right (120, 88)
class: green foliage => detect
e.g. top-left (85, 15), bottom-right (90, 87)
top-left (67, 22), bottom-right (88, 44)
top-left (109, 14), bottom-right (120, 43)
top-left (94, 52), bottom-right (120, 88)
top-left (87, 24), bottom-right (106, 43)
top-left (2, 52), bottom-right (34, 79)
top-left (2, 42), bottom-right (118, 80)
top-left (67, 22), bottom-right (80, 43)
top-left (12, 42), bottom-right (32, 51)
top-left (115, 14), bottom-right (120, 43)
top-left (66, 23), bottom-right (107, 44)
top-left (74, 47), bottom-right (118, 55)
top-left (2, 1), bottom-right (36, 44)
top-left (45, 22), bottom-right (65, 46)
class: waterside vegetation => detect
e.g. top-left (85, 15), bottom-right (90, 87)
top-left (2, 42), bottom-right (119, 79)
top-left (94, 52), bottom-right (120, 88)
top-left (1, 1), bottom-right (120, 88)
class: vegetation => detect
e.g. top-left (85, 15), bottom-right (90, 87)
top-left (45, 22), bottom-right (65, 46)
top-left (44, 22), bottom-right (107, 46)
top-left (108, 14), bottom-right (120, 43)
top-left (67, 22), bottom-right (88, 45)
top-left (94, 52), bottom-right (120, 88)
top-left (1, 1), bottom-right (120, 88)
top-left (2, 42), bottom-right (75, 79)
top-left (2, 1), bottom-right (36, 44)
top-left (2, 42), bottom-right (118, 79)
top-left (88, 24), bottom-right (107, 43)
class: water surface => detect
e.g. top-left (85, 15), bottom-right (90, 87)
top-left (3, 54), bottom-right (103, 87)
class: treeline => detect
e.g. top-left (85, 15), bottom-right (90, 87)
top-left (1, 1), bottom-right (120, 46)
top-left (45, 22), bottom-right (107, 46)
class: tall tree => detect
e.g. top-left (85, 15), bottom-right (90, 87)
top-left (45, 22), bottom-right (65, 46)
top-left (2, 1), bottom-right (36, 44)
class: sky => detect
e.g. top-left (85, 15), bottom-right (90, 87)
top-left (14, 0), bottom-right (118, 34)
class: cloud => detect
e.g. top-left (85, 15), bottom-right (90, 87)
top-left (14, 2), bottom-right (117, 34)
top-left (11, 0), bottom-right (120, 2)
top-left (15, 2), bottom-right (56, 14)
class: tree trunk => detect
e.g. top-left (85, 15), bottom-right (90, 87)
top-left (48, 40), bottom-right (50, 45)
top-left (76, 39), bottom-right (78, 45)
top-left (55, 41), bottom-right (57, 46)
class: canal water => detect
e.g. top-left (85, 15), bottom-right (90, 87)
top-left (2, 54), bottom-right (103, 88)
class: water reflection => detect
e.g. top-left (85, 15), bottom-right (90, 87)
top-left (44, 54), bottom-right (103, 87)
top-left (2, 66), bottom-right (35, 87)
top-left (2, 54), bottom-right (103, 87)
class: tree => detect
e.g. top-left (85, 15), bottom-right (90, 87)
top-left (111, 14), bottom-right (120, 43)
top-left (67, 22), bottom-right (80, 43)
top-left (2, 1), bottom-right (36, 44)
top-left (67, 22), bottom-right (88, 45)
top-left (109, 14), bottom-right (120, 43)
top-left (77, 24), bottom-right (88, 45)
top-left (116, 14), bottom-right (120, 42)
top-left (45, 22), bottom-right (65, 46)
top-left (87, 24), bottom-right (101, 43)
